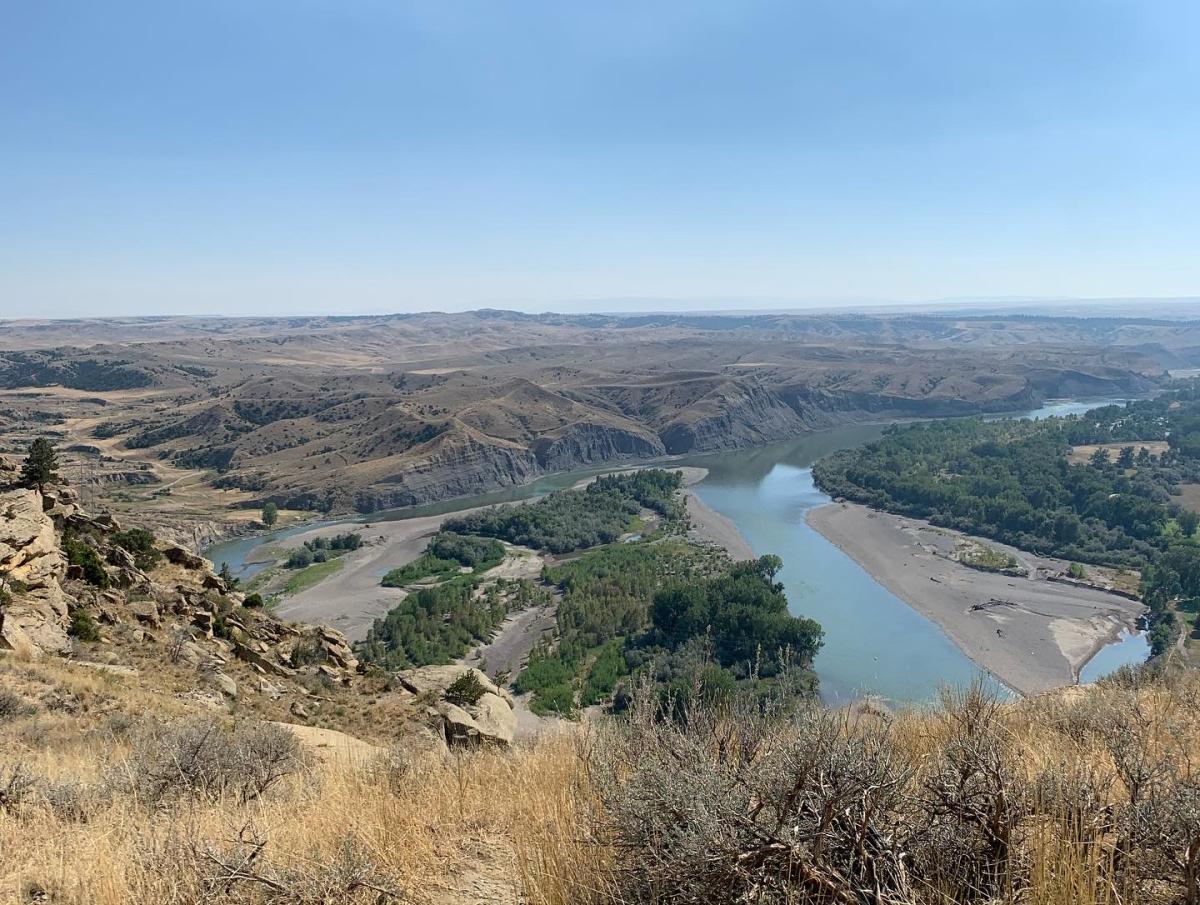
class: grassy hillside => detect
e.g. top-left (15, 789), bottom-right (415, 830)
top-left (2, 656), bottom-right (1199, 904)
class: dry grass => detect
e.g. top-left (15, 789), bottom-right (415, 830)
top-left (1067, 441), bottom-right (1169, 465)
top-left (2, 660), bottom-right (1199, 904)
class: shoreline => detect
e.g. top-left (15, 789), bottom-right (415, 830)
top-left (806, 501), bottom-right (1146, 696)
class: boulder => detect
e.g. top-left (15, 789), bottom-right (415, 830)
top-left (0, 488), bottom-right (66, 588)
top-left (233, 638), bottom-right (296, 678)
top-left (396, 665), bottom-right (512, 705)
top-left (127, 599), bottom-right (161, 629)
top-left (470, 692), bottom-right (517, 745)
top-left (0, 488), bottom-right (71, 655)
top-left (163, 545), bottom-right (208, 570)
top-left (206, 671), bottom-right (238, 699)
top-left (191, 610), bottom-right (214, 638)
top-left (436, 696), bottom-right (515, 748)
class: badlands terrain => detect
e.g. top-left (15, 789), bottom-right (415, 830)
top-left (0, 310), bottom-right (1186, 539)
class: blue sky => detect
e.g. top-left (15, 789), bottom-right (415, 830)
top-left (3, 1), bottom-right (1199, 317)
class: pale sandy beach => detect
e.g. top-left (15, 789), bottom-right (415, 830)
top-left (807, 502), bottom-right (1146, 695)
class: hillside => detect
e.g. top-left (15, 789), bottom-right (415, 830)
top-left (0, 311), bottom-right (1174, 538)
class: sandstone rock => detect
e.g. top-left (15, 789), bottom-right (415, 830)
top-left (234, 638), bottom-right (296, 677)
top-left (207, 671), bottom-right (238, 699)
top-left (470, 692), bottom-right (516, 745)
top-left (0, 490), bottom-right (72, 656)
top-left (127, 599), bottom-right (161, 629)
top-left (163, 545), bottom-right (207, 570)
top-left (191, 610), bottom-right (214, 638)
top-left (437, 696), bottom-right (515, 747)
top-left (202, 573), bottom-right (227, 592)
top-left (108, 546), bottom-right (137, 571)
top-left (396, 665), bottom-right (512, 705)
top-left (0, 488), bottom-right (66, 588)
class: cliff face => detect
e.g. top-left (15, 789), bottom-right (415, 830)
top-left (660, 383), bottom-right (810, 454)
top-left (270, 369), bottom-right (1162, 515)
top-left (530, 422), bottom-right (665, 471)
top-left (0, 476), bottom-right (71, 655)
top-left (349, 427), bottom-right (542, 512)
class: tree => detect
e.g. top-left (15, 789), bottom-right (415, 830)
top-left (1179, 508), bottom-right (1200, 539)
top-left (261, 502), bottom-right (278, 527)
top-left (1089, 447), bottom-right (1111, 469)
top-left (20, 438), bottom-right (59, 492)
top-left (1117, 446), bottom-right (1135, 469)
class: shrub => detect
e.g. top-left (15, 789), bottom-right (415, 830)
top-left (63, 532), bottom-right (110, 589)
top-left (0, 690), bottom-right (29, 721)
top-left (593, 685), bottom-right (917, 905)
top-left (68, 608), bottom-right (100, 642)
top-left (121, 718), bottom-right (304, 806)
top-left (444, 671), bottom-right (487, 708)
top-left (111, 527), bottom-right (162, 571)
top-left (242, 592), bottom-right (265, 608)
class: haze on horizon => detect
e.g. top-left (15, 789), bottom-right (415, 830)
top-left (4, 1), bottom-right (1200, 319)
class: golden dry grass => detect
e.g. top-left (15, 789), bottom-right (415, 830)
top-left (2, 660), bottom-right (1199, 905)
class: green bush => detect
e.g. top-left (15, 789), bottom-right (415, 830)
top-left (111, 527), bottom-right (162, 571)
top-left (444, 671), bottom-right (487, 707)
top-left (69, 608), bottom-right (100, 642)
top-left (63, 532), bottom-right (109, 589)
top-left (242, 592), bottom-right (265, 608)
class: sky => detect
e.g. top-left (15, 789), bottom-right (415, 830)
top-left (3, 1), bottom-right (1200, 318)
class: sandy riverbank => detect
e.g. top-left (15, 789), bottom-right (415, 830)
top-left (807, 502), bottom-right (1145, 695)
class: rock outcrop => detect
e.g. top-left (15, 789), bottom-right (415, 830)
top-left (0, 484), bottom-right (71, 655)
top-left (396, 665), bottom-right (517, 747)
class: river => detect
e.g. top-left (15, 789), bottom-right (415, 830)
top-left (206, 397), bottom-right (1148, 704)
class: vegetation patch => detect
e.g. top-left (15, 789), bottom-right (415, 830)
top-left (359, 577), bottom-right (550, 670)
top-left (959, 544), bottom-right (1020, 574)
top-left (281, 558), bottom-right (343, 595)
top-left (516, 542), bottom-right (822, 716)
top-left (284, 532), bottom-right (361, 569)
top-left (381, 532), bottom-right (504, 587)
top-left (443, 469), bottom-right (684, 553)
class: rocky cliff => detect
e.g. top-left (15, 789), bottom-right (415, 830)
top-left (0, 459), bottom-right (517, 749)
top-left (0, 467), bottom-right (71, 655)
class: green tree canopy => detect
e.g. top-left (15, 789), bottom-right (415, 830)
top-left (20, 437), bottom-right (59, 492)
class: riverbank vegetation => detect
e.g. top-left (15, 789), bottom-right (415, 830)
top-left (813, 382), bottom-right (1200, 655)
top-left (380, 532), bottom-right (504, 587)
top-left (359, 577), bottom-right (551, 670)
top-left (283, 531), bottom-right (362, 569)
top-left (442, 469), bottom-right (684, 553)
top-left (517, 546), bottom-right (822, 716)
